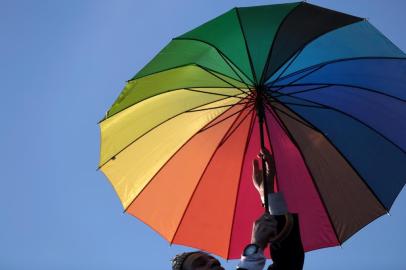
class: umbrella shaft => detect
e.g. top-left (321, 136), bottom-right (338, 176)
top-left (257, 90), bottom-right (273, 213)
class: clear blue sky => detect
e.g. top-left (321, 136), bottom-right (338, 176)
top-left (1, 0), bottom-right (405, 269)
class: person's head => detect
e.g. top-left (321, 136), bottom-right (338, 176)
top-left (172, 251), bottom-right (224, 270)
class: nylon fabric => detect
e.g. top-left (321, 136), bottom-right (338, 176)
top-left (272, 58), bottom-right (406, 100)
top-left (268, 21), bottom-right (405, 80)
top-left (101, 98), bottom-right (241, 209)
top-left (264, 108), bottom-right (339, 248)
top-left (270, 102), bottom-right (386, 243)
top-left (263, 2), bottom-right (362, 81)
top-left (237, 3), bottom-right (299, 81)
top-left (277, 85), bottom-right (406, 151)
top-left (106, 65), bottom-right (247, 117)
top-left (100, 88), bottom-right (246, 166)
top-left (132, 39), bottom-right (252, 85)
top-left (172, 111), bottom-right (254, 257)
top-left (273, 95), bottom-right (406, 209)
top-left (178, 9), bottom-right (253, 82)
top-left (126, 104), bottom-right (248, 241)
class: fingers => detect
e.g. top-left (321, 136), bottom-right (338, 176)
top-left (257, 147), bottom-right (275, 174)
top-left (254, 214), bottom-right (277, 230)
top-left (252, 213), bottom-right (278, 249)
top-left (252, 159), bottom-right (262, 188)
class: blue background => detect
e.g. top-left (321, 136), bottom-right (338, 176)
top-left (1, 0), bottom-right (405, 269)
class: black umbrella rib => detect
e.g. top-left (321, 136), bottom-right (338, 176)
top-left (128, 63), bottom-right (202, 83)
top-left (270, 85), bottom-right (331, 98)
top-left (219, 107), bottom-right (255, 147)
top-left (271, 82), bottom-right (406, 103)
top-left (262, 107), bottom-right (281, 189)
top-left (270, 56), bottom-right (406, 85)
top-left (184, 88), bottom-right (247, 99)
top-left (174, 37), bottom-right (255, 85)
top-left (260, 2), bottom-right (303, 84)
top-left (128, 62), bottom-right (252, 86)
top-left (217, 50), bottom-right (253, 91)
top-left (264, 101), bottom-right (317, 132)
top-left (100, 86), bottom-right (241, 123)
top-left (170, 103), bottom-right (252, 244)
top-left (272, 101), bottom-right (326, 109)
top-left (227, 109), bottom-right (256, 259)
top-left (263, 104), bottom-right (343, 245)
top-left (235, 8), bottom-right (258, 85)
top-left (266, 48), bottom-right (304, 89)
top-left (197, 64), bottom-right (249, 95)
top-left (269, 65), bottom-right (326, 93)
top-left (278, 94), bottom-right (406, 154)
top-left (199, 98), bottom-right (255, 133)
top-left (98, 95), bottom-right (249, 169)
top-left (187, 101), bottom-right (254, 113)
top-left (138, 63), bottom-right (251, 95)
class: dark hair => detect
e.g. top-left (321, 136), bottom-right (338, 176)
top-left (171, 251), bottom-right (203, 270)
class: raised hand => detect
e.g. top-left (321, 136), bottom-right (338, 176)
top-left (252, 147), bottom-right (276, 202)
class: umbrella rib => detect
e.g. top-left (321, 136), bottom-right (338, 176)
top-left (98, 94), bottom-right (246, 169)
top-left (174, 37), bottom-right (255, 85)
top-left (264, 101), bottom-right (316, 131)
top-left (186, 100), bottom-right (254, 113)
top-left (263, 100), bottom-right (301, 139)
top-left (266, 99), bottom-right (390, 213)
top-left (266, 47), bottom-right (304, 89)
top-left (217, 50), bottom-right (253, 91)
top-left (270, 85), bottom-right (331, 98)
top-left (264, 105), bottom-right (342, 245)
top-left (262, 108), bottom-right (281, 190)
top-left (199, 99), bottom-right (254, 133)
top-left (100, 86), bottom-right (242, 122)
top-left (170, 103), bottom-right (250, 244)
top-left (277, 94), bottom-right (406, 154)
top-left (197, 64), bottom-right (250, 95)
top-left (227, 110), bottom-right (256, 259)
top-left (219, 106), bottom-right (255, 147)
top-left (259, 2), bottom-right (303, 84)
top-left (271, 101), bottom-right (326, 109)
top-left (235, 8), bottom-right (258, 84)
top-left (128, 61), bottom-right (251, 87)
top-left (268, 56), bottom-right (406, 85)
top-left (184, 88), bottom-right (248, 99)
top-left (269, 65), bottom-right (326, 93)
top-left (127, 63), bottom-right (205, 83)
top-left (264, 91), bottom-right (325, 131)
top-left (271, 82), bottom-right (406, 103)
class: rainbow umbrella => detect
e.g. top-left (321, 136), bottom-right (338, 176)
top-left (99, 2), bottom-right (406, 259)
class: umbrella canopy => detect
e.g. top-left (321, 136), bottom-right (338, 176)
top-left (99, 2), bottom-right (406, 259)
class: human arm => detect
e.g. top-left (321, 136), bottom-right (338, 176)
top-left (237, 213), bottom-right (277, 270)
top-left (253, 148), bottom-right (304, 270)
